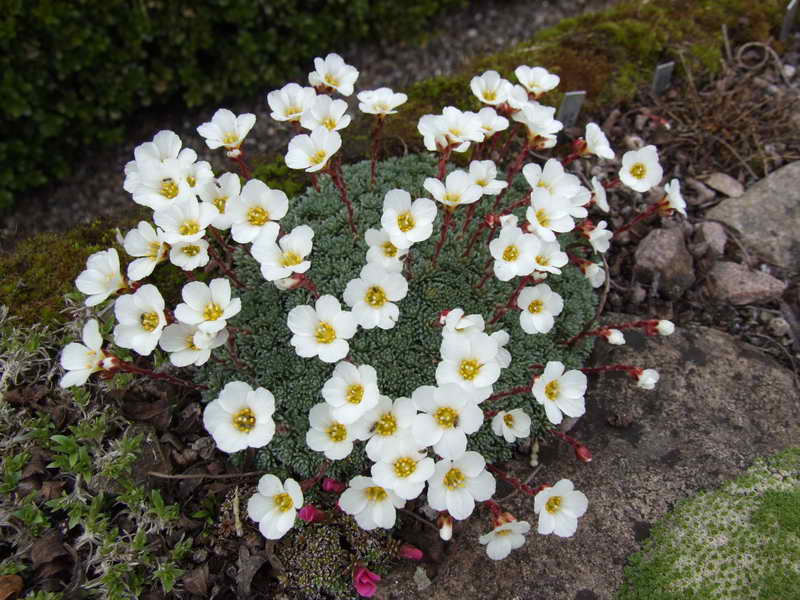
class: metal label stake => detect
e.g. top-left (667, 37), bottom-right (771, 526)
top-left (781, 0), bottom-right (798, 43)
top-left (556, 91), bottom-right (586, 129)
top-left (652, 61), bottom-right (675, 95)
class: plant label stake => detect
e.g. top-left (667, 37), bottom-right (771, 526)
top-left (781, 0), bottom-right (798, 42)
top-left (652, 61), bottom-right (675, 95)
top-left (556, 91), bottom-right (585, 129)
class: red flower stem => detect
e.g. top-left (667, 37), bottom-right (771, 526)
top-left (310, 172), bottom-right (320, 192)
top-left (603, 177), bottom-right (621, 189)
top-left (206, 245), bottom-right (247, 289)
top-left (296, 274), bottom-right (320, 300)
top-left (550, 429), bottom-right (580, 448)
top-left (403, 250), bottom-right (413, 281)
top-left (328, 161), bottom-right (357, 236)
top-left (564, 319), bottom-right (660, 345)
top-left (437, 145), bottom-right (453, 180)
top-left (613, 201), bottom-right (663, 239)
top-left (483, 499), bottom-right (503, 517)
top-left (579, 364), bottom-right (639, 376)
top-left (431, 208), bottom-right (454, 268)
top-left (461, 203), bottom-right (478, 234)
top-left (488, 275), bottom-right (532, 324)
top-left (370, 117), bottom-right (385, 186)
top-left (484, 385), bottom-right (531, 404)
top-left (498, 125), bottom-right (518, 160)
top-left (486, 464), bottom-right (547, 497)
top-left (463, 223), bottom-right (487, 257)
top-left (474, 258), bottom-right (494, 289)
top-left (493, 139), bottom-right (530, 210)
top-left (115, 360), bottom-right (208, 391)
top-left (300, 460), bottom-right (332, 492)
top-left (208, 226), bottom-right (234, 258)
top-left (230, 151), bottom-right (252, 180)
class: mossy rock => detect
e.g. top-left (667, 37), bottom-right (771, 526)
top-left (618, 448), bottom-right (800, 600)
top-left (197, 153), bottom-right (597, 480)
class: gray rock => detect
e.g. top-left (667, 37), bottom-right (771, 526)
top-left (694, 222), bottom-right (726, 257)
top-left (634, 228), bottom-right (695, 299)
top-left (705, 162), bottom-right (800, 268)
top-left (701, 172), bottom-right (744, 197)
top-left (387, 322), bottom-right (799, 600)
top-left (706, 261), bottom-right (786, 305)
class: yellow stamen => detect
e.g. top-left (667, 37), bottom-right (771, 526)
top-left (182, 244), bottom-right (200, 256)
top-left (443, 192), bottom-right (461, 204)
top-left (222, 133), bottom-right (239, 146)
top-left (544, 380), bottom-right (560, 401)
top-left (159, 178), bottom-right (179, 199)
top-left (186, 335), bottom-right (200, 351)
top-left (535, 209), bottom-right (550, 228)
top-left (247, 206), bottom-right (269, 226)
top-left (309, 149), bottom-right (328, 166)
top-left (483, 90), bottom-right (497, 102)
top-left (393, 457), bottom-right (417, 478)
top-left (630, 163), bottom-right (647, 179)
top-left (203, 302), bottom-right (224, 321)
top-left (213, 195), bottom-right (228, 213)
top-left (285, 105), bottom-right (302, 118)
top-left (535, 255), bottom-right (549, 266)
top-left (374, 413), bottom-right (397, 436)
top-left (326, 423), bottom-right (347, 442)
top-left (179, 220), bottom-right (200, 236)
top-left (503, 245), bottom-right (520, 262)
top-left (366, 486), bottom-right (388, 502)
top-left (147, 241), bottom-right (163, 260)
top-left (274, 492), bottom-right (294, 513)
top-left (346, 384), bottom-right (364, 405)
top-left (324, 73), bottom-right (340, 88)
top-left (433, 406), bottom-right (459, 429)
top-left (232, 407), bottom-right (256, 432)
top-left (186, 175), bottom-right (197, 187)
top-left (321, 116), bottom-right (337, 131)
top-left (528, 300), bottom-right (543, 314)
top-left (364, 286), bottom-right (387, 308)
top-left (443, 467), bottom-right (465, 490)
top-left (315, 321), bottom-right (336, 344)
top-left (397, 212), bottom-right (415, 232)
top-left (458, 359), bottom-right (481, 381)
top-left (381, 241), bottom-right (398, 257)
top-left (280, 251), bottom-right (303, 267)
top-left (545, 496), bottom-right (562, 514)
top-left (140, 312), bottom-right (160, 332)
top-left (503, 413), bottom-right (515, 427)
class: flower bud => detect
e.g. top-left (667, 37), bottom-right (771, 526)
top-left (274, 275), bottom-right (301, 291)
top-left (583, 263), bottom-right (606, 288)
top-left (298, 504), bottom-right (326, 523)
top-left (636, 368), bottom-right (660, 390)
top-left (438, 309), bottom-right (451, 326)
top-left (656, 320), bottom-right (675, 336)
top-left (437, 513), bottom-right (454, 541)
top-left (321, 477), bottom-right (346, 493)
top-left (398, 544), bottom-right (423, 561)
top-left (497, 511), bottom-right (517, 526)
top-left (575, 443), bottom-right (593, 463)
top-left (604, 329), bottom-right (625, 345)
top-left (498, 214), bottom-right (518, 228)
top-left (353, 566), bottom-right (381, 598)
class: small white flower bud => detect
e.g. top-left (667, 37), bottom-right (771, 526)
top-left (275, 277), bottom-right (301, 291)
top-left (585, 263), bottom-right (606, 288)
top-left (656, 320), bottom-right (675, 336)
top-left (637, 369), bottom-right (660, 390)
top-left (606, 329), bottom-right (625, 345)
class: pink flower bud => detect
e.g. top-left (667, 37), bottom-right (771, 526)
top-left (298, 504), bottom-right (326, 523)
top-left (437, 513), bottom-right (454, 541)
top-left (353, 566), bottom-right (381, 598)
top-left (398, 544), bottom-right (423, 561)
top-left (438, 309), bottom-right (451, 325)
top-left (321, 477), bottom-right (346, 493)
top-left (575, 444), bottom-right (593, 463)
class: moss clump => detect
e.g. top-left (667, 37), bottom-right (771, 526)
top-left (618, 448), bottom-right (800, 600)
top-left (197, 153), bottom-right (596, 480)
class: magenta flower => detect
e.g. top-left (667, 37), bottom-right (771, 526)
top-left (353, 566), bottom-right (381, 598)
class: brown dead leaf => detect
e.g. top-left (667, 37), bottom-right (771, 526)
top-left (31, 530), bottom-right (67, 569)
top-left (182, 564), bottom-right (209, 595)
top-left (0, 575), bottom-right (23, 600)
top-left (236, 546), bottom-right (267, 597)
top-left (122, 397), bottom-right (172, 430)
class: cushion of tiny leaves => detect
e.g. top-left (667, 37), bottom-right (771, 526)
top-left (196, 153), bottom-right (596, 479)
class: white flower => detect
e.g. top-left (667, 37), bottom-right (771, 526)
top-left (113, 284), bottom-right (166, 356)
top-left (267, 83), bottom-right (317, 122)
top-left (620, 145), bottom-right (663, 192)
top-left (525, 192), bottom-right (575, 241)
top-left (417, 113), bottom-right (449, 152)
top-left (512, 103), bottom-right (563, 140)
top-left (203, 381), bottom-right (276, 453)
top-left (505, 84), bottom-right (531, 110)
top-left (657, 320), bottom-right (675, 336)
top-left (287, 295), bottom-right (357, 363)
top-left (584, 122), bottom-right (614, 159)
top-left (228, 179), bottom-right (289, 244)
top-left (664, 178), bottom-right (686, 216)
top-left (251, 224), bottom-right (314, 281)
top-left (123, 222), bottom-right (168, 281)
top-left (182, 159), bottom-right (214, 192)
top-left (637, 368), bottom-right (660, 389)
top-left (475, 107), bottom-right (509, 139)
top-left (517, 284), bottom-right (564, 334)
top-left (468, 160), bottom-right (507, 196)
top-left (479, 520), bottom-right (532, 560)
top-left (534, 479), bottom-right (588, 537)
top-left (441, 308), bottom-right (485, 336)
top-left (306, 402), bottom-right (367, 460)
top-left (364, 228), bottom-right (408, 272)
top-left (174, 278), bottom-right (241, 334)
top-left (515, 65), bottom-right (560, 95)
top-left (436, 332), bottom-right (501, 400)
top-left (489, 225), bottom-right (538, 281)
top-left (470, 70), bottom-right (512, 105)
top-left (198, 172), bottom-right (241, 230)
top-left (370, 436), bottom-right (435, 500)
top-left (60, 319), bottom-right (108, 388)
top-left (438, 106), bottom-right (485, 149)
top-left (411, 384), bottom-right (484, 459)
top-left (169, 239), bottom-right (210, 271)
top-left (123, 130), bottom-right (184, 193)
top-left (532, 361), bottom-right (587, 425)
top-left (522, 159), bottom-right (581, 201)
top-left (343, 264), bottom-right (408, 330)
top-left (131, 158), bottom-right (196, 212)
top-left (308, 53), bottom-right (359, 96)
top-left (358, 88), bottom-right (408, 116)
top-left (75, 248), bottom-right (126, 307)
top-left (300, 95), bottom-right (351, 132)
top-left (159, 323), bottom-right (227, 367)
top-left (531, 238), bottom-right (568, 275)
top-left (363, 395), bottom-right (417, 461)
top-left (606, 329), bottom-right (625, 345)
top-left (339, 476), bottom-right (405, 530)
top-left (491, 330), bottom-right (512, 369)
top-left (196, 108), bottom-right (256, 154)
top-left (285, 127), bottom-right (342, 173)
top-left (380, 189), bottom-right (437, 250)
top-left (588, 220), bottom-right (613, 254)
top-left (427, 452), bottom-right (495, 520)
top-left (491, 409), bottom-right (531, 443)
top-left (248, 475), bottom-right (303, 539)
top-left (585, 262), bottom-right (606, 288)
top-left (591, 176), bottom-right (609, 212)
top-left (321, 361), bottom-right (380, 425)
top-left (423, 170), bottom-right (483, 209)
top-left (154, 198), bottom-right (217, 245)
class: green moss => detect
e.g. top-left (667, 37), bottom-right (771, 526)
top-left (617, 448), bottom-right (800, 600)
top-left (251, 155), bottom-right (308, 199)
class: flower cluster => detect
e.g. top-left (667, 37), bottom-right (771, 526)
top-left (61, 52), bottom-right (680, 595)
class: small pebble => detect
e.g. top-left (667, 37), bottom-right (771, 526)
top-left (783, 64), bottom-right (796, 80)
top-left (769, 317), bottom-right (791, 337)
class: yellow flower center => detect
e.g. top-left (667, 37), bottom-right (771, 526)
top-left (476, 178), bottom-right (488, 187)
top-left (185, 335), bottom-right (200, 351)
top-left (326, 423), bottom-right (347, 442)
top-left (503, 413), bottom-right (515, 427)
top-left (397, 211), bottom-right (416, 232)
top-left (147, 241), bottom-right (163, 260)
top-left (364, 285), bottom-right (387, 308)
top-left (448, 127), bottom-right (462, 137)
top-left (496, 529), bottom-right (512, 537)
top-left (285, 105), bottom-right (302, 118)
top-left (365, 486), bottom-right (388, 502)
top-left (393, 457), bottom-right (417, 479)
top-left (232, 407), bottom-right (256, 432)
top-left (443, 192), bottom-right (461, 204)
top-left (433, 406), bottom-right (459, 429)
top-left (374, 413), bottom-right (397, 437)
top-left (140, 312), bottom-right (160, 332)
top-left (182, 244), bottom-right (200, 256)
top-left (528, 300), bottom-right (543, 314)
top-left (274, 492), bottom-right (294, 513)
top-left (535, 255), bottom-right (549, 266)
top-left (179, 220), bottom-right (200, 236)
top-left (545, 495), bottom-right (562, 514)
top-left (544, 380), bottom-right (560, 401)
top-left (443, 467), bottom-right (466, 490)
top-left (159, 178), bottom-right (179, 199)
top-left (630, 163), bottom-right (647, 179)
top-left (213, 195), bottom-right (228, 213)
top-left (280, 251), bottom-right (303, 267)
top-left (222, 132), bottom-right (239, 146)
top-left (203, 302), bottom-right (224, 321)
top-left (346, 384), bottom-right (364, 404)
top-left (483, 90), bottom-right (497, 102)
top-left (186, 175), bottom-right (197, 187)
top-left (247, 206), bottom-right (269, 226)
top-left (315, 321), bottom-right (336, 344)
top-left (535, 209), bottom-right (550, 228)
top-left (321, 116), bottom-right (337, 131)
top-left (458, 359), bottom-right (482, 381)
top-left (324, 73), bottom-right (340, 88)
top-left (309, 149), bottom-right (328, 166)
top-left (374, 102), bottom-right (390, 113)
top-left (381, 241), bottom-right (398, 257)
top-left (503, 245), bottom-right (520, 262)
top-left (537, 180), bottom-right (553, 193)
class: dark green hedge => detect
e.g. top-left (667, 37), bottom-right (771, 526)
top-left (0, 0), bottom-right (463, 214)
